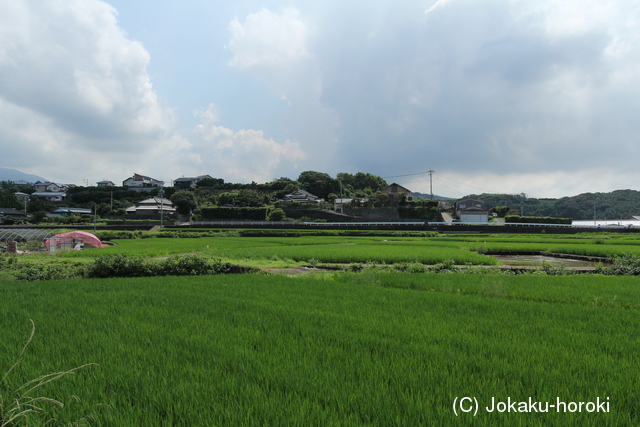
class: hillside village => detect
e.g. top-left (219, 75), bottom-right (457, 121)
top-left (2, 170), bottom-right (640, 225)
top-left (0, 171), bottom-right (443, 225)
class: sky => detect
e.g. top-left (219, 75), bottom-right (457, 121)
top-left (1, 0), bottom-right (639, 199)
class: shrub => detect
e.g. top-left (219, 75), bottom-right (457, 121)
top-left (430, 259), bottom-right (461, 273)
top-left (539, 260), bottom-right (568, 276)
top-left (348, 263), bottom-right (363, 272)
top-left (84, 254), bottom-right (235, 279)
top-left (157, 255), bottom-right (215, 276)
top-left (267, 208), bottom-right (287, 221)
top-left (602, 254), bottom-right (640, 276)
top-left (14, 263), bottom-right (82, 281)
top-left (84, 254), bottom-right (152, 278)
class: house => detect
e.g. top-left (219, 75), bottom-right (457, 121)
top-left (51, 208), bottom-right (93, 216)
top-left (33, 181), bottom-right (69, 193)
top-left (279, 189), bottom-right (324, 204)
top-left (125, 196), bottom-right (176, 216)
top-left (31, 191), bottom-right (66, 202)
top-left (333, 198), bottom-right (353, 211)
top-left (381, 183), bottom-right (413, 200)
top-left (173, 175), bottom-right (214, 189)
top-left (123, 173), bottom-right (164, 191)
top-left (97, 180), bottom-right (116, 187)
top-left (0, 208), bottom-right (28, 222)
top-left (455, 198), bottom-right (489, 223)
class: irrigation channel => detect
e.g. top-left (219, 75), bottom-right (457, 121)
top-left (272, 253), bottom-right (608, 276)
top-left (487, 252), bottom-right (607, 269)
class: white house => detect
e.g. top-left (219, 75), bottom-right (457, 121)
top-left (123, 173), bottom-right (164, 191)
top-left (279, 189), bottom-right (324, 204)
top-left (32, 191), bottom-right (66, 202)
top-left (34, 182), bottom-right (69, 193)
top-left (125, 197), bottom-right (176, 216)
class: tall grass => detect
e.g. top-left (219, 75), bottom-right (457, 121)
top-left (0, 320), bottom-right (99, 426)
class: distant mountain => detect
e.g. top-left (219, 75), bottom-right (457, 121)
top-left (0, 168), bottom-right (47, 184)
top-left (460, 189), bottom-right (640, 220)
top-left (412, 192), bottom-right (455, 201)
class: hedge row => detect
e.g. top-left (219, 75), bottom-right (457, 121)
top-left (505, 215), bottom-right (572, 225)
top-left (13, 254), bottom-right (245, 281)
top-left (397, 206), bottom-right (438, 220)
top-left (199, 207), bottom-right (271, 220)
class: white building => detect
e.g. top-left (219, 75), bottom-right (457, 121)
top-left (455, 199), bottom-right (489, 223)
top-left (123, 173), bottom-right (164, 191)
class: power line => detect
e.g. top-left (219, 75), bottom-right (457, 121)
top-left (382, 171), bottom-right (433, 179)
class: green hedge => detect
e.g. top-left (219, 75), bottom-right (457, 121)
top-left (199, 207), bottom-right (271, 220)
top-left (505, 215), bottom-right (572, 225)
top-left (397, 206), bottom-right (438, 220)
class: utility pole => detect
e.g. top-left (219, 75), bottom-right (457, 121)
top-left (520, 193), bottom-right (527, 216)
top-left (593, 197), bottom-right (597, 226)
top-left (339, 179), bottom-right (344, 215)
top-left (428, 169), bottom-right (435, 200)
top-left (160, 187), bottom-right (164, 227)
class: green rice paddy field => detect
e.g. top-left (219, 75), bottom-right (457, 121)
top-left (1, 232), bottom-right (640, 425)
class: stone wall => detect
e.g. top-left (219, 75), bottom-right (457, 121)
top-left (343, 208), bottom-right (399, 221)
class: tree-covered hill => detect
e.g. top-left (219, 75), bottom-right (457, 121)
top-left (461, 189), bottom-right (640, 220)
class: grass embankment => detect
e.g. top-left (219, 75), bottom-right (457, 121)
top-left (1, 273), bottom-right (638, 426)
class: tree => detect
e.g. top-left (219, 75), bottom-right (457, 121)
top-left (196, 177), bottom-right (224, 188)
top-left (27, 195), bottom-right (49, 214)
top-left (170, 190), bottom-right (197, 215)
top-left (217, 192), bottom-right (237, 206)
top-left (297, 171), bottom-right (339, 200)
top-left (32, 211), bottom-right (48, 223)
top-left (0, 190), bottom-right (21, 209)
top-left (337, 172), bottom-right (387, 194)
top-left (234, 190), bottom-right (268, 207)
top-left (267, 208), bottom-right (287, 221)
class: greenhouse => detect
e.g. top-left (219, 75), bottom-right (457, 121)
top-left (0, 229), bottom-right (53, 252)
top-left (45, 231), bottom-right (103, 252)
top-left (0, 229), bottom-right (53, 244)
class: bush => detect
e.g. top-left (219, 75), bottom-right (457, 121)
top-left (199, 207), bottom-right (270, 220)
top-left (84, 254), bottom-right (235, 279)
top-left (430, 259), bottom-right (461, 273)
top-left (15, 263), bottom-right (83, 281)
top-left (157, 255), bottom-right (215, 276)
top-left (505, 215), bottom-right (572, 225)
top-left (84, 254), bottom-right (152, 278)
top-left (602, 254), bottom-right (640, 276)
top-left (267, 208), bottom-right (287, 221)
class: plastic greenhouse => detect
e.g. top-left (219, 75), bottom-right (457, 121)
top-left (45, 231), bottom-right (104, 252)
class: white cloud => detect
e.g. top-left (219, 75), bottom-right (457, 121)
top-left (0, 0), bottom-right (185, 183)
top-left (226, 8), bottom-right (309, 69)
top-left (191, 104), bottom-right (305, 183)
top-left (224, 7), bottom-right (343, 177)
